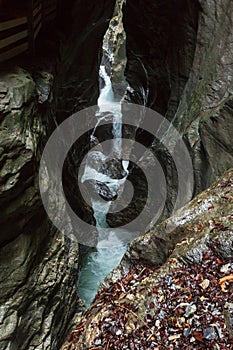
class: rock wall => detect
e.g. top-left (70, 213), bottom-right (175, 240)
top-left (0, 1), bottom-right (120, 347)
top-left (123, 0), bottom-right (199, 111)
top-left (174, 0), bottom-right (233, 192)
top-left (56, 0), bottom-right (116, 231)
top-left (61, 168), bottom-right (233, 349)
top-left (56, 0), bottom-right (116, 120)
top-left (0, 67), bottom-right (81, 349)
top-left (123, 0), bottom-right (233, 197)
top-left (102, 0), bottom-right (127, 100)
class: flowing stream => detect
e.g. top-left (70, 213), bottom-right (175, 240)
top-left (78, 65), bottom-right (129, 307)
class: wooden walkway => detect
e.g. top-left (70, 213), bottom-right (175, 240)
top-left (0, 0), bottom-right (58, 63)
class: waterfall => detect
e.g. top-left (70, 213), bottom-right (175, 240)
top-left (78, 63), bottom-right (130, 307)
top-left (97, 65), bottom-right (122, 153)
top-left (98, 65), bottom-right (115, 107)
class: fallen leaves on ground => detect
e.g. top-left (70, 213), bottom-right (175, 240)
top-left (66, 245), bottom-right (233, 350)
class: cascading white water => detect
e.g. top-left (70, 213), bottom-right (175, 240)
top-left (98, 65), bottom-right (122, 153)
top-left (78, 64), bottom-right (130, 307)
top-left (98, 65), bottom-right (115, 107)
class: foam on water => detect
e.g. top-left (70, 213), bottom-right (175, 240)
top-left (78, 63), bottom-right (130, 307)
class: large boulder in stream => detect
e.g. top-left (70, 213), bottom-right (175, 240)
top-left (61, 168), bottom-right (233, 349)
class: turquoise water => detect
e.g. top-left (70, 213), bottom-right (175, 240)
top-left (78, 64), bottom-right (130, 308)
top-left (78, 239), bottom-right (127, 307)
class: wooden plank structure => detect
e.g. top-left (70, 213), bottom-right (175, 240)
top-left (43, 0), bottom-right (57, 22)
top-left (0, 0), bottom-right (58, 63)
top-left (0, 15), bottom-right (29, 63)
top-left (33, 0), bottom-right (43, 40)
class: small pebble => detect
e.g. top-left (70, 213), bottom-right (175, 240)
top-left (158, 310), bottom-right (165, 319)
top-left (215, 322), bottom-right (224, 339)
top-left (199, 279), bottom-right (210, 289)
top-left (168, 334), bottom-right (181, 341)
top-left (167, 276), bottom-right (173, 286)
top-left (126, 294), bottom-right (135, 301)
top-left (183, 327), bottom-right (192, 338)
top-left (220, 263), bottom-right (233, 273)
top-left (224, 302), bottom-right (233, 310)
top-left (185, 303), bottom-right (197, 317)
top-left (116, 330), bottom-right (122, 336)
top-left (203, 326), bottom-right (218, 340)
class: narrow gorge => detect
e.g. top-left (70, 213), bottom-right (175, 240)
top-left (0, 0), bottom-right (232, 349)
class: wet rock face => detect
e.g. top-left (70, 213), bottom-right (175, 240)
top-left (175, 0), bottom-right (233, 192)
top-left (116, 0), bottom-right (201, 224)
top-left (56, 0), bottom-right (116, 231)
top-left (123, 0), bottom-right (233, 199)
top-left (0, 68), bottom-right (81, 349)
top-left (103, 0), bottom-right (127, 100)
top-left (61, 169), bottom-right (233, 350)
top-left (0, 67), bottom-right (47, 246)
top-left (124, 169), bottom-right (233, 267)
top-left (0, 228), bottom-right (81, 350)
top-left (123, 0), bottom-right (199, 112)
top-left (56, 0), bottom-right (116, 121)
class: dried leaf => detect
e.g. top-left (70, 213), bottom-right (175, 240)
top-left (219, 275), bottom-right (233, 284)
top-left (168, 334), bottom-right (181, 341)
top-left (150, 302), bottom-right (155, 309)
top-left (219, 275), bottom-right (233, 292)
top-left (193, 330), bottom-right (203, 342)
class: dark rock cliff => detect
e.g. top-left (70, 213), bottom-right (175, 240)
top-left (103, 0), bottom-right (127, 100)
top-left (56, 0), bottom-right (116, 120)
top-left (123, 0), bottom-right (199, 112)
top-left (56, 0), bottom-right (116, 232)
top-left (112, 0), bottom-right (233, 225)
top-left (0, 0), bottom-right (116, 348)
top-left (123, 0), bottom-right (233, 195)
top-left (0, 67), bottom-right (81, 349)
